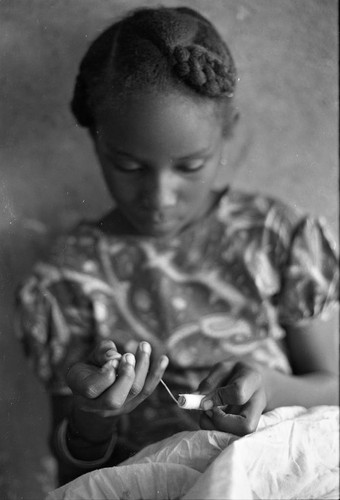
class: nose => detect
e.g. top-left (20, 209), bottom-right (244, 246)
top-left (142, 170), bottom-right (177, 210)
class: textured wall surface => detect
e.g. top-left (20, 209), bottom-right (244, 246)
top-left (0, 0), bottom-right (338, 498)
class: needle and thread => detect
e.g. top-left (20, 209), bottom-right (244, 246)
top-left (103, 349), bottom-right (205, 410)
top-left (104, 350), bottom-right (188, 407)
top-left (160, 379), bottom-right (179, 404)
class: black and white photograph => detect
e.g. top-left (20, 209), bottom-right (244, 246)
top-left (0, 1), bottom-right (338, 499)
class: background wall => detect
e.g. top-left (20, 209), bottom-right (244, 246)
top-left (0, 0), bottom-right (338, 498)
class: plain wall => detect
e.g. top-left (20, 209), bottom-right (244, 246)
top-left (0, 0), bottom-right (338, 498)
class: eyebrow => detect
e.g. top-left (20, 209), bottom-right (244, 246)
top-left (176, 148), bottom-right (212, 160)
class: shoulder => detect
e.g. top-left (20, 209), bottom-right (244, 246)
top-left (21, 210), bottom-right (143, 296)
top-left (50, 207), bottom-right (132, 265)
top-left (50, 221), bottom-right (103, 269)
top-left (216, 188), bottom-right (306, 248)
top-left (217, 188), bottom-right (304, 226)
top-left (16, 221), bottom-right (105, 301)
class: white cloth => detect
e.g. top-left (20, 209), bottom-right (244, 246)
top-left (47, 406), bottom-right (339, 500)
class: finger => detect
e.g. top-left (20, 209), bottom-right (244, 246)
top-left (88, 340), bottom-right (121, 367)
top-left (201, 363), bottom-right (262, 409)
top-left (199, 411), bottom-right (216, 431)
top-left (118, 354), bottom-right (169, 414)
top-left (101, 353), bottom-right (136, 408)
top-left (129, 342), bottom-right (152, 397)
top-left (67, 361), bottom-right (117, 398)
top-left (148, 345), bottom-right (165, 366)
top-left (133, 354), bottom-right (169, 405)
top-left (82, 354), bottom-right (169, 417)
top-left (197, 360), bottom-right (235, 394)
top-left (208, 389), bottom-right (265, 436)
top-left (98, 353), bottom-right (169, 415)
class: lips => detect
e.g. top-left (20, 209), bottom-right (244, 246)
top-left (133, 210), bottom-right (182, 236)
top-left (149, 211), bottom-right (170, 223)
top-left (139, 208), bottom-right (178, 225)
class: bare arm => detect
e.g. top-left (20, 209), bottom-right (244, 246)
top-left (262, 308), bottom-right (339, 410)
top-left (199, 307), bottom-right (338, 435)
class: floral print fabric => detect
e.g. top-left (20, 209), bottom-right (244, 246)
top-left (16, 189), bottom-right (338, 448)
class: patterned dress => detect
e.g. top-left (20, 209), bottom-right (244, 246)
top-left (16, 188), bottom-right (338, 452)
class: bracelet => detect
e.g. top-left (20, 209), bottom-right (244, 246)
top-left (56, 418), bottom-right (117, 469)
top-left (67, 412), bottom-right (116, 445)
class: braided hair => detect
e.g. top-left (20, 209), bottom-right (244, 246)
top-left (71, 6), bottom-right (237, 133)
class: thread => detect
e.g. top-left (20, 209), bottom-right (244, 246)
top-left (178, 394), bottom-right (205, 410)
top-left (160, 379), bottom-right (179, 405)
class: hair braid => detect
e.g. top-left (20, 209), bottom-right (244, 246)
top-left (127, 8), bottom-right (237, 98)
top-left (71, 6), bottom-right (238, 129)
top-left (171, 44), bottom-right (236, 97)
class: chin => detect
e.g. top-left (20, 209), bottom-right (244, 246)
top-left (140, 225), bottom-right (178, 238)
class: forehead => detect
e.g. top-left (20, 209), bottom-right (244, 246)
top-left (94, 91), bottom-right (223, 159)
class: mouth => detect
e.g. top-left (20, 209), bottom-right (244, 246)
top-left (135, 209), bottom-right (182, 234)
top-left (149, 211), bottom-right (173, 224)
top-left (139, 207), bottom-right (178, 223)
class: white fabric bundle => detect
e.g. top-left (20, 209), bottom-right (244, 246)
top-left (47, 406), bottom-right (339, 500)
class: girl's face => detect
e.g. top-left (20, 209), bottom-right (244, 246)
top-left (94, 91), bottom-right (231, 238)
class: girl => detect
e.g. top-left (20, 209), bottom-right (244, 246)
top-left (16, 5), bottom-right (338, 487)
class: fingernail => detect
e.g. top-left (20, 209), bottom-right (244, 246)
top-left (123, 353), bottom-right (135, 366)
top-left (201, 399), bottom-right (213, 411)
top-left (160, 356), bottom-right (169, 369)
top-left (140, 341), bottom-right (151, 354)
top-left (105, 349), bottom-right (121, 360)
top-left (111, 358), bottom-right (120, 369)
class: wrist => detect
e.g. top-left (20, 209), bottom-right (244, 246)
top-left (71, 402), bottom-right (120, 444)
top-left (260, 367), bottom-right (283, 411)
top-left (252, 364), bottom-right (274, 412)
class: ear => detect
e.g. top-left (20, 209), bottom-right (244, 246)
top-left (220, 137), bottom-right (231, 163)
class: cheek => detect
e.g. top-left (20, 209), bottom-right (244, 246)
top-left (180, 166), bottom-right (219, 202)
top-left (179, 180), bottom-right (214, 211)
top-left (101, 167), bottom-right (137, 203)
top-left (192, 163), bottom-right (221, 195)
top-left (110, 182), bottom-right (138, 205)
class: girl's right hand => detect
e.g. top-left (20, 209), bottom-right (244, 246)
top-left (67, 340), bottom-right (169, 419)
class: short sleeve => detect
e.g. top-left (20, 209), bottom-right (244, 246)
top-left (277, 216), bottom-right (339, 326)
top-left (16, 264), bottom-right (95, 394)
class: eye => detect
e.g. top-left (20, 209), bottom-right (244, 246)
top-left (114, 161), bottom-right (143, 173)
top-left (176, 160), bottom-right (205, 173)
top-left (103, 152), bottom-right (143, 173)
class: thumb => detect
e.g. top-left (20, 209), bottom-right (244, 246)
top-left (88, 340), bottom-right (121, 367)
top-left (67, 360), bottom-right (117, 399)
top-left (200, 386), bottom-right (230, 410)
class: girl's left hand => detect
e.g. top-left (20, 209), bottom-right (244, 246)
top-left (198, 360), bottom-right (267, 436)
